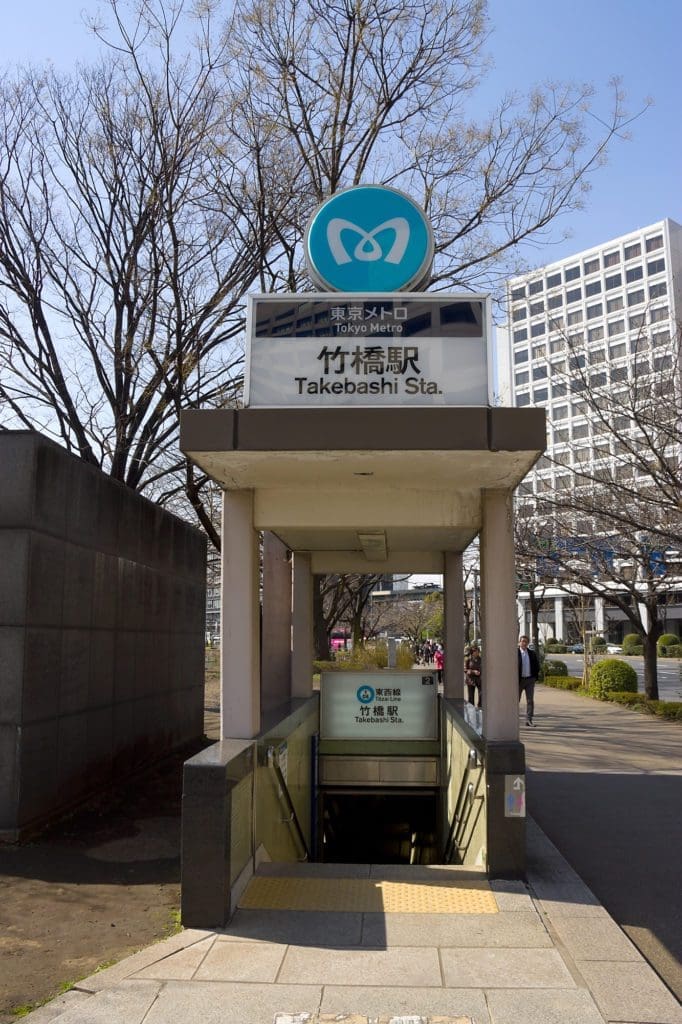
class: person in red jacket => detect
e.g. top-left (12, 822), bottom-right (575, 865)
top-left (434, 644), bottom-right (444, 685)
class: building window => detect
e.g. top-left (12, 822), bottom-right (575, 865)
top-left (586, 303), bottom-right (603, 320)
top-left (515, 370), bottom-right (529, 385)
top-left (629, 313), bottom-right (645, 331)
top-left (517, 392), bottom-right (530, 406)
top-left (611, 365), bottom-right (628, 382)
top-left (528, 280), bottom-right (543, 295)
top-left (605, 273), bottom-right (622, 290)
top-left (624, 242), bottom-right (641, 260)
top-left (609, 343), bottom-right (627, 359)
top-left (627, 289), bottom-right (644, 307)
top-left (511, 286), bottom-right (526, 300)
top-left (512, 307), bottom-right (527, 321)
top-left (567, 331), bottom-right (584, 346)
top-left (650, 305), bottom-right (669, 323)
top-left (514, 348), bottom-right (529, 364)
top-left (546, 272), bottom-right (562, 289)
top-left (603, 251), bottom-right (620, 268)
top-left (649, 281), bottom-right (667, 300)
top-left (547, 294), bottom-right (563, 310)
top-left (549, 338), bottom-right (565, 353)
top-left (553, 428), bottom-right (569, 444)
top-left (531, 322), bottom-right (546, 338)
top-left (566, 309), bottom-right (583, 325)
top-left (553, 404), bottom-right (568, 419)
top-left (569, 353), bottom-right (586, 369)
top-left (652, 331), bottom-right (670, 347)
top-left (564, 265), bottom-right (580, 282)
top-left (589, 348), bottom-right (605, 364)
top-left (654, 354), bottom-right (673, 371)
top-left (626, 265), bottom-right (643, 283)
top-left (552, 381), bottom-right (567, 397)
top-left (645, 234), bottom-right (663, 253)
top-left (588, 325), bottom-right (604, 342)
top-left (530, 300), bottom-right (545, 315)
top-left (532, 343), bottom-right (546, 359)
top-left (583, 257), bottom-right (599, 275)
top-left (647, 257), bottom-right (665, 275)
top-left (573, 423), bottom-right (589, 439)
top-left (607, 319), bottom-right (624, 337)
top-left (590, 371), bottom-right (607, 387)
top-left (532, 365), bottom-right (548, 380)
top-left (566, 287), bottom-right (582, 304)
top-left (533, 387), bottom-right (548, 402)
top-left (513, 327), bottom-right (528, 342)
top-left (585, 280), bottom-right (602, 297)
top-left (634, 358), bottom-right (649, 375)
top-left (606, 296), bottom-right (624, 313)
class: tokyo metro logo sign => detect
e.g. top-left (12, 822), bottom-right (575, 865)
top-left (305, 185), bottom-right (434, 293)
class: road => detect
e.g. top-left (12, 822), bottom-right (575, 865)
top-left (558, 653), bottom-right (681, 701)
top-left (523, 683), bottom-right (682, 1001)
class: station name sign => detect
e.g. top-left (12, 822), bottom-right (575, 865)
top-left (319, 670), bottom-right (438, 741)
top-left (245, 294), bottom-right (490, 407)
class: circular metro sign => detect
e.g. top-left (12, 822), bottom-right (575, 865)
top-left (305, 185), bottom-right (434, 293)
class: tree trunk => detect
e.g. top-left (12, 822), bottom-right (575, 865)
top-left (313, 578), bottom-right (330, 661)
top-left (642, 630), bottom-right (660, 701)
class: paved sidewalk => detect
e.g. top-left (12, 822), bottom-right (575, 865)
top-left (22, 819), bottom-right (680, 1024)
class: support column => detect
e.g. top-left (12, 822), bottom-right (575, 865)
top-left (220, 489), bottom-right (261, 739)
top-left (261, 532), bottom-right (292, 715)
top-left (480, 489), bottom-right (519, 742)
top-left (554, 595), bottom-right (565, 641)
top-left (444, 551), bottom-right (464, 699)
top-left (292, 552), bottom-right (314, 698)
top-left (594, 596), bottom-right (606, 635)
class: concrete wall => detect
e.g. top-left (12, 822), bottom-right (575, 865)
top-left (0, 431), bottom-right (207, 839)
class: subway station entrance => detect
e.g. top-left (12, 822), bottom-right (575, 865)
top-left (179, 404), bottom-right (545, 927)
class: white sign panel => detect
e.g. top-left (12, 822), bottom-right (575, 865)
top-left (320, 670), bottom-right (438, 741)
top-left (245, 294), bottom-right (491, 407)
top-left (504, 775), bottom-right (526, 818)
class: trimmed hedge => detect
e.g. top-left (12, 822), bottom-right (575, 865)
top-left (543, 659), bottom-right (568, 677)
top-left (622, 633), bottom-right (642, 654)
top-left (661, 644), bottom-right (682, 658)
top-left (543, 674), bottom-right (583, 691)
top-left (658, 633), bottom-right (679, 650)
top-left (545, 643), bottom-right (567, 654)
top-left (589, 658), bottom-right (638, 698)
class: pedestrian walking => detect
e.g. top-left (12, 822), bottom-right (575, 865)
top-left (434, 644), bottom-right (444, 685)
top-left (464, 644), bottom-right (482, 707)
top-left (518, 634), bottom-right (539, 726)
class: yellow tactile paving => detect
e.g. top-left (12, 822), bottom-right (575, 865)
top-left (238, 876), bottom-right (498, 914)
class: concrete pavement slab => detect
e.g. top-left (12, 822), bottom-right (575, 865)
top-left (131, 937), bottom-right (216, 979)
top-left (192, 938), bottom-right (288, 982)
top-left (221, 908), bottom-right (365, 946)
top-left (319, 985), bottom-right (490, 1023)
top-left (484, 988), bottom-right (606, 1024)
top-left (361, 911), bottom-right (553, 948)
top-left (141, 980), bottom-right (324, 1024)
top-left (278, 945), bottom-right (442, 987)
top-left (439, 947), bottom-right (576, 988)
top-left (35, 981), bottom-right (161, 1024)
top-left (549, 915), bottom-right (645, 961)
top-left (75, 929), bottom-right (217, 992)
top-left (13, 990), bottom-right (93, 1024)
top-left (488, 879), bottom-right (535, 911)
top-left (575, 961), bottom-right (682, 1024)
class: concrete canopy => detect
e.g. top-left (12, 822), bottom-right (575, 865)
top-left (180, 408), bottom-right (545, 574)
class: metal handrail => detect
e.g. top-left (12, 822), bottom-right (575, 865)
top-left (266, 746), bottom-right (310, 862)
top-left (443, 747), bottom-right (482, 862)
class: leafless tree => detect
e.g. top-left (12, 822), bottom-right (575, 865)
top-left (515, 326), bottom-right (682, 699)
top-left (0, 0), bottom-right (646, 542)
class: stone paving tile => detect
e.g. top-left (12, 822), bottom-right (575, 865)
top-left (192, 939), bottom-right (288, 983)
top-left (439, 947), bottom-right (576, 989)
top-left (141, 980), bottom-right (324, 1024)
top-left (221, 908), bottom-right (364, 946)
top-left (320, 985), bottom-right (490, 1023)
top-left (484, 988), bottom-right (607, 1024)
top-left (279, 945), bottom-right (442, 987)
top-left (576, 961), bottom-right (682, 1024)
top-left (258, 862), bottom-right (371, 878)
top-left (75, 929), bottom-right (217, 992)
top-left (361, 911), bottom-right (552, 948)
top-left (488, 880), bottom-right (535, 912)
top-left (549, 915), bottom-right (645, 961)
top-left (18, 990), bottom-right (93, 1023)
top-left (131, 937), bottom-right (216, 979)
top-left (535, 897), bottom-right (611, 920)
top-left (33, 981), bottom-right (161, 1024)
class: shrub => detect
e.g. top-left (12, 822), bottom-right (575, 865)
top-left (622, 633), bottom-right (642, 654)
top-left (588, 658), bottom-right (638, 699)
top-left (603, 692), bottom-right (682, 721)
top-left (662, 644), bottom-right (682, 658)
top-left (658, 633), bottom-right (680, 656)
top-left (543, 659), bottom-right (568, 677)
top-left (543, 675), bottom-right (583, 691)
top-left (590, 634), bottom-right (606, 651)
top-left (545, 643), bottom-right (567, 654)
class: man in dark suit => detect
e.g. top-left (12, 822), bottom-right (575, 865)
top-left (518, 635), bottom-right (540, 727)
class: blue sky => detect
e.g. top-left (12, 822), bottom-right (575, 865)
top-left (1, 0), bottom-right (679, 268)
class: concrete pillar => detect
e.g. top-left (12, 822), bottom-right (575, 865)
top-left (220, 489), bottom-right (261, 739)
top-left (480, 489), bottom-right (518, 742)
top-left (444, 551), bottom-right (464, 698)
top-left (594, 596), bottom-right (606, 635)
top-left (291, 552), bottom-right (314, 698)
top-left (261, 532), bottom-right (292, 715)
top-left (554, 596), bottom-right (565, 641)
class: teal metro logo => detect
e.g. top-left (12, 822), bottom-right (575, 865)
top-left (305, 185), bottom-right (434, 293)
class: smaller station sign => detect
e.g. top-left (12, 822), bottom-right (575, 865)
top-left (320, 670), bottom-right (438, 741)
